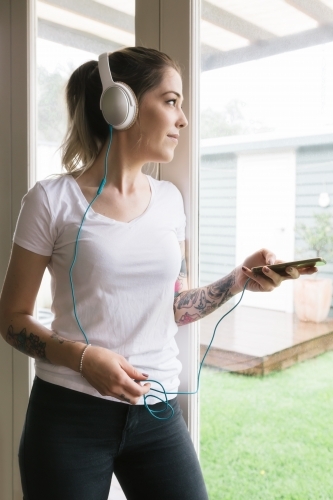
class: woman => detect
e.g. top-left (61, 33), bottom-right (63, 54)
top-left (0, 47), bottom-right (316, 500)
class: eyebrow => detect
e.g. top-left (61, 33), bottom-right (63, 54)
top-left (162, 91), bottom-right (183, 100)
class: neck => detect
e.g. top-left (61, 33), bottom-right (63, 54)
top-left (87, 128), bottom-right (148, 193)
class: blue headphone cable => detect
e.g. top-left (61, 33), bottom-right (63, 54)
top-left (69, 124), bottom-right (251, 419)
top-left (69, 126), bottom-right (112, 344)
top-left (143, 277), bottom-right (250, 420)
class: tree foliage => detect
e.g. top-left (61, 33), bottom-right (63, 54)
top-left (37, 66), bottom-right (68, 144)
top-left (295, 212), bottom-right (333, 261)
top-left (200, 100), bottom-right (272, 139)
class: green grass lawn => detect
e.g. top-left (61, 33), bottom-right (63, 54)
top-left (200, 351), bottom-right (333, 500)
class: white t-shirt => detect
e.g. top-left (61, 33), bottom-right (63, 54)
top-left (13, 174), bottom-right (186, 404)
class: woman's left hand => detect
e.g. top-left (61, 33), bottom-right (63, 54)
top-left (234, 248), bottom-right (318, 293)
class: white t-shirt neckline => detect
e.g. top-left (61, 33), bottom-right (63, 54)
top-left (68, 173), bottom-right (155, 226)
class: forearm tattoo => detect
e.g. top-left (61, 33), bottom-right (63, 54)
top-left (174, 271), bottom-right (236, 326)
top-left (51, 332), bottom-right (76, 344)
top-left (6, 325), bottom-right (50, 362)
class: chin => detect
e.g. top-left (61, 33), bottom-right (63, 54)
top-left (160, 156), bottom-right (175, 164)
top-left (143, 144), bottom-right (175, 163)
top-left (160, 148), bottom-right (176, 163)
top-left (148, 151), bottom-right (175, 164)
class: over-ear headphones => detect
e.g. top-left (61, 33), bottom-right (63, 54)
top-left (98, 52), bottom-right (138, 130)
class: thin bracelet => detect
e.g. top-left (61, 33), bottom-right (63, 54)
top-left (79, 344), bottom-right (91, 378)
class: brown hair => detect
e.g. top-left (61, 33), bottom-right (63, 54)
top-left (61, 47), bottom-right (181, 174)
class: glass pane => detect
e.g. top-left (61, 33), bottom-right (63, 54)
top-left (36, 0), bottom-right (135, 322)
top-left (199, 1), bottom-right (333, 498)
top-left (36, 0), bottom-right (135, 181)
top-left (35, 3), bottom-right (135, 498)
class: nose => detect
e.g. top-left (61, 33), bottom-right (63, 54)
top-left (177, 108), bottom-right (188, 129)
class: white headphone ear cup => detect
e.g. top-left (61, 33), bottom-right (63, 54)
top-left (117, 82), bottom-right (139, 130)
top-left (100, 82), bottom-right (138, 130)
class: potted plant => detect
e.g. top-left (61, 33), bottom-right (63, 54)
top-left (294, 212), bottom-right (333, 322)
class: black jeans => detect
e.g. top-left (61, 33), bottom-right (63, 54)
top-left (19, 377), bottom-right (208, 500)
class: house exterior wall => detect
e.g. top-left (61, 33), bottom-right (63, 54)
top-left (199, 153), bottom-right (237, 286)
top-left (296, 144), bottom-right (333, 317)
top-left (200, 142), bottom-right (333, 316)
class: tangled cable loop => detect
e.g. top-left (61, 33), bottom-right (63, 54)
top-left (143, 380), bottom-right (175, 420)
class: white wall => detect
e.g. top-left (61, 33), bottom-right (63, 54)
top-left (0, 1), bottom-right (36, 498)
top-left (236, 150), bottom-right (296, 312)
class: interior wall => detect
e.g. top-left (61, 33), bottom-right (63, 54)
top-left (0, 1), bottom-right (14, 499)
top-left (0, 1), bottom-right (36, 498)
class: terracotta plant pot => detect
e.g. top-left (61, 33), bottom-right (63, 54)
top-left (294, 278), bottom-right (333, 323)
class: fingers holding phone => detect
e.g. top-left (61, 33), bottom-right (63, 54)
top-left (241, 263), bottom-right (284, 292)
top-left (251, 258), bottom-right (325, 277)
top-left (240, 256), bottom-right (325, 293)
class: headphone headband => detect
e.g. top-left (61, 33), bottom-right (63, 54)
top-left (98, 52), bottom-right (115, 91)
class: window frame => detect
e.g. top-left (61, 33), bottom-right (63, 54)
top-left (136, 0), bottom-right (201, 449)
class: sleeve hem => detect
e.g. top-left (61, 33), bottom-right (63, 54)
top-left (13, 238), bottom-right (53, 257)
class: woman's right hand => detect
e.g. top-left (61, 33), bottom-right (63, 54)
top-left (80, 345), bottom-right (151, 404)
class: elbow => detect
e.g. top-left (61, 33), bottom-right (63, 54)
top-left (0, 305), bottom-right (21, 342)
top-left (173, 304), bottom-right (182, 327)
top-left (0, 306), bottom-right (11, 342)
top-left (174, 311), bottom-right (192, 327)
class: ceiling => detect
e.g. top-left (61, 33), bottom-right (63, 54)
top-left (37, 0), bottom-right (333, 71)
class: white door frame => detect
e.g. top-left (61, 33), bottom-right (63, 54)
top-left (136, 0), bottom-right (201, 450)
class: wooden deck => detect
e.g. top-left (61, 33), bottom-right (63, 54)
top-left (200, 304), bottom-right (333, 376)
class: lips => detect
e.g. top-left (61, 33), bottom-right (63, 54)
top-left (167, 134), bottom-right (179, 141)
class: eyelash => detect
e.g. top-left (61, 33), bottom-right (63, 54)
top-left (166, 99), bottom-right (183, 110)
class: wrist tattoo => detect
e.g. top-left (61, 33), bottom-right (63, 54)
top-left (6, 325), bottom-right (51, 363)
top-left (119, 394), bottom-right (131, 404)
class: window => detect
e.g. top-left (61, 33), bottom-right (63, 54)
top-left (199, 2), bottom-right (333, 497)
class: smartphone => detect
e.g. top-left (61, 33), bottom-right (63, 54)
top-left (251, 257), bottom-right (326, 276)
